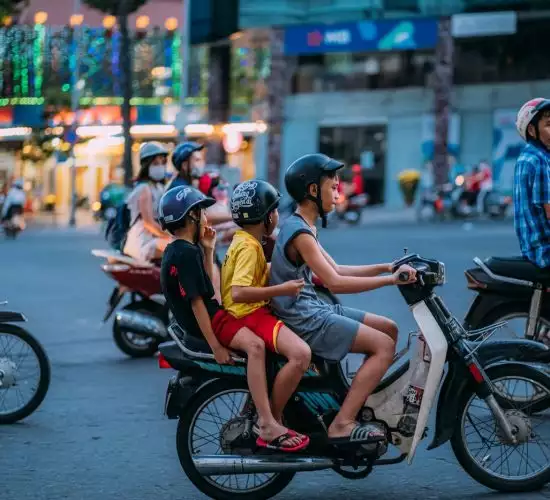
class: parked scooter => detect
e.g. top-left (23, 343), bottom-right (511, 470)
top-left (0, 301), bottom-right (51, 424)
top-left (159, 253), bottom-right (550, 499)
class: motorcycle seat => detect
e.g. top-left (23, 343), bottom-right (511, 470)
top-left (173, 322), bottom-right (331, 366)
top-left (485, 256), bottom-right (550, 285)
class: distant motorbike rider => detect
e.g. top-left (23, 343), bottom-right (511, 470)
top-left (167, 141), bottom-right (234, 232)
top-left (123, 142), bottom-right (172, 262)
top-left (1, 178), bottom-right (26, 230)
top-left (514, 98), bottom-right (550, 269)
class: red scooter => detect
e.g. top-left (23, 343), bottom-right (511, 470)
top-left (92, 249), bottom-right (170, 357)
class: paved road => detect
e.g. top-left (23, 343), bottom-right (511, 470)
top-left (1, 221), bottom-right (549, 500)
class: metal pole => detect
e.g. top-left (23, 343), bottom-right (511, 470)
top-left (178, 0), bottom-right (190, 140)
top-left (69, 0), bottom-right (81, 227)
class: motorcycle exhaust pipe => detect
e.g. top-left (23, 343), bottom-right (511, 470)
top-left (114, 310), bottom-right (167, 339)
top-left (193, 455), bottom-right (335, 475)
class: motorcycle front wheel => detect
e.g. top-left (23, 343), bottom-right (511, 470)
top-left (451, 363), bottom-right (550, 492)
top-left (0, 324), bottom-right (51, 424)
top-left (176, 380), bottom-right (295, 500)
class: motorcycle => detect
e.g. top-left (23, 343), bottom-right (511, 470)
top-left (2, 206), bottom-right (25, 239)
top-left (464, 256), bottom-right (550, 344)
top-left (92, 249), bottom-right (170, 358)
top-left (158, 252), bottom-right (550, 499)
top-left (92, 248), bottom-right (340, 358)
top-left (0, 302), bottom-right (51, 424)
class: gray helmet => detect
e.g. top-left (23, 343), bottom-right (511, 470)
top-left (139, 142), bottom-right (169, 163)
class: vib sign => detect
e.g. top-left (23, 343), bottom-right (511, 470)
top-left (284, 18), bottom-right (438, 55)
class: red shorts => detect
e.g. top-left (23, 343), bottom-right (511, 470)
top-left (239, 307), bottom-right (283, 353)
top-left (212, 309), bottom-right (245, 348)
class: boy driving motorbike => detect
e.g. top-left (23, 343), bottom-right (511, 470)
top-left (158, 185), bottom-right (308, 452)
top-left (269, 153), bottom-right (417, 446)
top-left (221, 180), bottom-right (310, 451)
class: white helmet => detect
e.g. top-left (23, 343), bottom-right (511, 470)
top-left (516, 98), bottom-right (550, 141)
top-left (139, 142), bottom-right (169, 163)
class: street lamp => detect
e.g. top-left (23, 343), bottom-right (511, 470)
top-left (34, 11), bottom-right (48, 24)
top-left (103, 15), bottom-right (116, 30)
top-left (70, 14), bottom-right (84, 27)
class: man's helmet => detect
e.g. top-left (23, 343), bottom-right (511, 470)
top-left (284, 153), bottom-right (344, 227)
top-left (12, 178), bottom-right (24, 189)
top-left (516, 98), bottom-right (550, 141)
top-left (139, 142), bottom-right (169, 164)
top-left (158, 186), bottom-right (215, 239)
top-left (230, 180), bottom-right (281, 225)
top-left (172, 142), bottom-right (204, 172)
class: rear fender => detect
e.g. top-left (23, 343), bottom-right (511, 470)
top-left (463, 293), bottom-right (529, 329)
top-left (476, 338), bottom-right (550, 365)
top-left (0, 311), bottom-right (27, 323)
top-left (165, 374), bottom-right (217, 419)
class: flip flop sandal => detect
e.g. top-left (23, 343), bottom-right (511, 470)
top-left (328, 423), bottom-right (386, 446)
top-left (256, 432), bottom-right (310, 453)
top-left (253, 424), bottom-right (305, 439)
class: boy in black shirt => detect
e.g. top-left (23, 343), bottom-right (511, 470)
top-left (159, 186), bottom-right (308, 452)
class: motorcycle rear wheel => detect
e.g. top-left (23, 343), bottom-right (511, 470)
top-left (176, 380), bottom-right (295, 500)
top-left (112, 302), bottom-right (160, 358)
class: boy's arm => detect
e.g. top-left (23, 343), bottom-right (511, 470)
top-left (190, 297), bottom-right (232, 365)
top-left (232, 283), bottom-right (292, 303)
top-left (294, 233), bottom-right (397, 294)
top-left (230, 248), bottom-right (297, 303)
top-left (319, 246), bottom-right (391, 277)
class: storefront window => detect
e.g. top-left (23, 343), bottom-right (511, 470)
top-left (319, 125), bottom-right (387, 204)
top-left (293, 50), bottom-right (434, 93)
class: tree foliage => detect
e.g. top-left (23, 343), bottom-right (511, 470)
top-left (0, 0), bottom-right (27, 19)
top-left (82, 0), bottom-right (148, 16)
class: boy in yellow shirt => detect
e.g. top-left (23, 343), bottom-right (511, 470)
top-left (222, 180), bottom-right (311, 451)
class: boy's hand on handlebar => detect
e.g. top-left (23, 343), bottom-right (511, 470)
top-left (280, 279), bottom-right (305, 297)
top-left (392, 265), bottom-right (417, 285)
top-left (213, 345), bottom-right (235, 365)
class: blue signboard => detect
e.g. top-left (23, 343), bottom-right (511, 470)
top-left (284, 18), bottom-right (438, 55)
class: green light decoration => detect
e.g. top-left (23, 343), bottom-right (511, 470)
top-left (62, 83), bottom-right (70, 92)
top-left (34, 24), bottom-right (45, 97)
top-left (12, 29), bottom-right (21, 96)
top-left (21, 28), bottom-right (31, 96)
top-left (171, 32), bottom-right (181, 100)
top-left (0, 97), bottom-right (45, 107)
top-left (0, 29), bottom-right (5, 95)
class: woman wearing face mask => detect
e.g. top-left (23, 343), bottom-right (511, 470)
top-left (123, 142), bottom-right (172, 262)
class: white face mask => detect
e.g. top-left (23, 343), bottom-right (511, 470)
top-left (149, 164), bottom-right (166, 181)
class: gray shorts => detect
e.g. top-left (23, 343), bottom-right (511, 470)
top-left (300, 304), bottom-right (365, 362)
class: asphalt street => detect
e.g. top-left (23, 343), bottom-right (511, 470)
top-left (1, 220), bottom-right (549, 500)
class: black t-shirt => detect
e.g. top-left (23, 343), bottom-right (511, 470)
top-left (160, 239), bottom-right (221, 337)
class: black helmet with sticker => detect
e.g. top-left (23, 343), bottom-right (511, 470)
top-left (230, 179), bottom-right (281, 225)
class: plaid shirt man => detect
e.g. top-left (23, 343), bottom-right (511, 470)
top-left (514, 142), bottom-right (550, 268)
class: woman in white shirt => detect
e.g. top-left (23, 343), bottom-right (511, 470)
top-left (123, 142), bottom-right (172, 262)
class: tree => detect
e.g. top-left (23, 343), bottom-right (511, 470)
top-left (432, 17), bottom-right (454, 188)
top-left (83, 0), bottom-right (148, 186)
top-left (0, 0), bottom-right (27, 19)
